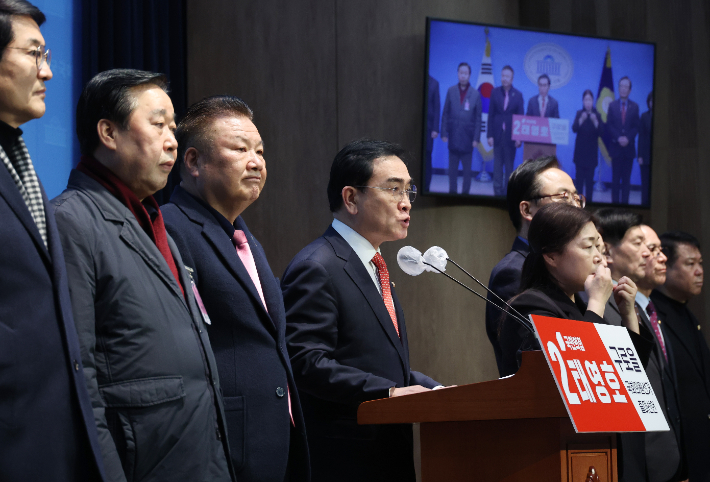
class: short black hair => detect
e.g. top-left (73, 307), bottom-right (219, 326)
top-left (506, 156), bottom-right (561, 231)
top-left (176, 95), bottom-right (254, 175)
top-left (619, 76), bottom-right (632, 89)
top-left (502, 65), bottom-right (514, 75)
top-left (457, 62), bottom-right (471, 75)
top-left (0, 0), bottom-right (44, 60)
top-left (76, 69), bottom-right (169, 156)
top-left (327, 139), bottom-right (407, 213)
top-left (594, 208), bottom-right (643, 246)
top-left (659, 231), bottom-right (701, 268)
top-left (537, 74), bottom-right (550, 85)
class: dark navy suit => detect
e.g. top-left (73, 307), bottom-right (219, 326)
top-left (487, 86), bottom-right (524, 196)
top-left (606, 98), bottom-right (640, 204)
top-left (0, 165), bottom-right (105, 480)
top-left (486, 237), bottom-right (529, 376)
top-left (163, 186), bottom-right (309, 482)
top-left (282, 226), bottom-right (438, 482)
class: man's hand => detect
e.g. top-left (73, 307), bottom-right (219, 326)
top-left (390, 385), bottom-right (430, 397)
top-left (638, 157), bottom-right (644, 166)
top-left (441, 136), bottom-right (448, 142)
top-left (431, 131), bottom-right (439, 139)
top-left (515, 140), bottom-right (521, 148)
top-left (614, 277), bottom-right (640, 334)
top-left (488, 137), bottom-right (494, 147)
top-left (618, 136), bottom-right (629, 147)
top-left (472, 140), bottom-right (478, 148)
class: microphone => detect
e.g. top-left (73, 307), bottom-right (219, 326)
top-left (397, 246), bottom-right (533, 332)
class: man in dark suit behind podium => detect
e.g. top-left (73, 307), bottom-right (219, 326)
top-left (652, 231), bottom-right (708, 482)
top-left (162, 96), bottom-right (309, 482)
top-left (526, 74), bottom-right (559, 119)
top-left (486, 156), bottom-right (580, 376)
top-left (606, 76), bottom-right (640, 205)
top-left (282, 139), bottom-right (440, 482)
top-left (595, 210), bottom-right (684, 482)
top-left (0, 2), bottom-right (104, 479)
top-left (487, 65), bottom-right (524, 196)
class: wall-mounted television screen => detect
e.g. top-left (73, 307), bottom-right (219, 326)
top-left (423, 18), bottom-right (656, 207)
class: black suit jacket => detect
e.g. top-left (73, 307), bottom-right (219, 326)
top-left (606, 98), bottom-right (640, 159)
top-left (651, 290), bottom-right (710, 482)
top-left (526, 94), bottom-right (559, 118)
top-left (282, 226), bottom-right (438, 482)
top-left (486, 237), bottom-right (529, 376)
top-left (638, 110), bottom-right (652, 162)
top-left (426, 75), bottom-right (441, 152)
top-left (163, 187), bottom-right (309, 482)
top-left (603, 297), bottom-right (685, 482)
top-left (0, 163), bottom-right (105, 480)
top-left (487, 86), bottom-right (524, 143)
top-left (572, 108), bottom-right (604, 169)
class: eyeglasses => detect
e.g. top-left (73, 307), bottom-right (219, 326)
top-left (530, 191), bottom-right (586, 209)
top-left (646, 244), bottom-right (664, 258)
top-left (7, 45), bottom-right (51, 71)
top-left (353, 184), bottom-right (417, 203)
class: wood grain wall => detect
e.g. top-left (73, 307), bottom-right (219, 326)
top-left (186, 0), bottom-right (710, 392)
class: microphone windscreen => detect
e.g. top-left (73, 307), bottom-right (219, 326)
top-left (397, 246), bottom-right (425, 276)
top-left (423, 246), bottom-right (448, 273)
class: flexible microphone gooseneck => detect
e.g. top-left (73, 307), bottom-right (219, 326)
top-left (397, 246), bottom-right (534, 334)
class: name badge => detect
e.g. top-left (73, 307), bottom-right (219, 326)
top-left (190, 279), bottom-right (212, 325)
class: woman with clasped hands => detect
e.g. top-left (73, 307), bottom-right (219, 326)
top-left (497, 202), bottom-right (652, 377)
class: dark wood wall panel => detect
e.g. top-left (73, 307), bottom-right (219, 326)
top-left (187, 0), bottom-right (338, 273)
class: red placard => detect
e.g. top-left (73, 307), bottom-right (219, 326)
top-left (531, 315), bottom-right (668, 433)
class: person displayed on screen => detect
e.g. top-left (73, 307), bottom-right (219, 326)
top-left (526, 74), bottom-right (559, 118)
top-left (572, 90), bottom-right (603, 201)
top-left (424, 75), bottom-right (440, 191)
top-left (606, 76), bottom-right (640, 204)
top-left (487, 65), bottom-right (524, 197)
top-left (498, 203), bottom-right (651, 376)
top-left (441, 62), bottom-right (482, 195)
top-left (637, 91), bottom-right (653, 206)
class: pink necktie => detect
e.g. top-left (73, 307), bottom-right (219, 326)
top-left (502, 90), bottom-right (509, 131)
top-left (541, 97), bottom-right (546, 117)
top-left (646, 301), bottom-right (668, 362)
top-left (621, 101), bottom-right (627, 125)
top-left (232, 230), bottom-right (295, 426)
top-left (371, 253), bottom-right (400, 337)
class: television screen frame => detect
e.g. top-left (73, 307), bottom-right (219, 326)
top-left (422, 17), bottom-right (656, 208)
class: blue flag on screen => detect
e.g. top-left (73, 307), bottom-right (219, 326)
top-left (596, 47), bottom-right (615, 165)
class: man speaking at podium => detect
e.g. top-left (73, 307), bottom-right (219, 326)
top-left (526, 74), bottom-right (559, 119)
top-left (282, 139), bottom-right (440, 482)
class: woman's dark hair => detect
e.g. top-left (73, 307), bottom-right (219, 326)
top-left (519, 203), bottom-right (598, 293)
top-left (582, 89), bottom-right (594, 100)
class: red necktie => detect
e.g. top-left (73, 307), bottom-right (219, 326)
top-left (232, 230), bottom-right (295, 426)
top-left (646, 301), bottom-right (668, 362)
top-left (621, 101), bottom-right (627, 125)
top-left (371, 253), bottom-right (400, 337)
top-left (541, 97), bottom-right (546, 117)
top-left (502, 90), bottom-right (509, 131)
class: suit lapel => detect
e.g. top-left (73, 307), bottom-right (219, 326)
top-left (0, 160), bottom-right (50, 261)
top-left (326, 228), bottom-right (407, 369)
top-left (172, 189), bottom-right (276, 333)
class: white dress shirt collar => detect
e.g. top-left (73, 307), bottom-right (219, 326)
top-left (331, 218), bottom-right (382, 294)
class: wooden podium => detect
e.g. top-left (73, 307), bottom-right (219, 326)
top-left (358, 351), bottom-right (617, 481)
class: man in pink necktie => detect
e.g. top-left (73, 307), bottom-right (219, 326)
top-left (487, 65), bottom-right (524, 197)
top-left (526, 74), bottom-right (559, 119)
top-left (281, 139), bottom-right (441, 482)
top-left (162, 96), bottom-right (310, 482)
